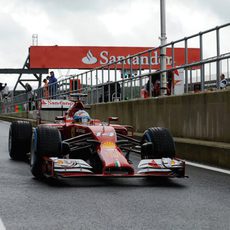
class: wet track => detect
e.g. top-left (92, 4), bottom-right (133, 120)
top-left (0, 120), bottom-right (229, 230)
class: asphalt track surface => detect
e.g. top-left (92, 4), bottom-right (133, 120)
top-left (0, 120), bottom-right (229, 230)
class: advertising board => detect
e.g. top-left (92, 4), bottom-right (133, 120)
top-left (29, 46), bottom-right (200, 70)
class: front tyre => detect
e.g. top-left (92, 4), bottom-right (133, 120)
top-left (141, 127), bottom-right (175, 159)
top-left (36, 125), bottom-right (62, 157)
top-left (30, 125), bottom-right (62, 179)
top-left (30, 129), bottom-right (43, 179)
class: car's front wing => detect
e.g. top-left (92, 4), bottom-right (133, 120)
top-left (44, 157), bottom-right (185, 178)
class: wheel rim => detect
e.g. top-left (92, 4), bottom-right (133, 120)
top-left (30, 130), bottom-right (37, 168)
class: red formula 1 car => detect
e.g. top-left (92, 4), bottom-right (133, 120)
top-left (8, 94), bottom-right (185, 179)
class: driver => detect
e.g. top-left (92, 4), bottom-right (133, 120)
top-left (73, 110), bottom-right (91, 123)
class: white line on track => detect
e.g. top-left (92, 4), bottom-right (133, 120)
top-left (186, 161), bottom-right (230, 175)
top-left (0, 218), bottom-right (6, 230)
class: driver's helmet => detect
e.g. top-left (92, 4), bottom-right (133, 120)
top-left (73, 110), bottom-right (91, 123)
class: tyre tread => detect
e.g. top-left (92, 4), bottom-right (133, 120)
top-left (9, 121), bottom-right (32, 160)
top-left (141, 127), bottom-right (175, 159)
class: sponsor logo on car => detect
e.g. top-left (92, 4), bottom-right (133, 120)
top-left (101, 142), bottom-right (115, 148)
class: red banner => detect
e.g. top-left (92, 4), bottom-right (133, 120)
top-left (29, 46), bottom-right (200, 69)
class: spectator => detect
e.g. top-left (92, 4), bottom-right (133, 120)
top-left (166, 70), bottom-right (173, 95)
top-left (144, 71), bottom-right (171, 98)
top-left (194, 83), bottom-right (201, 93)
top-left (153, 80), bottom-right (161, 97)
top-left (25, 83), bottom-right (32, 93)
top-left (43, 78), bottom-right (49, 99)
top-left (0, 83), bottom-right (5, 91)
top-left (2, 83), bottom-right (9, 99)
top-left (144, 79), bottom-right (154, 97)
top-left (0, 83), bottom-right (5, 100)
top-left (219, 74), bottom-right (227, 89)
top-left (140, 87), bottom-right (149, 98)
top-left (25, 83), bottom-right (33, 111)
top-left (145, 72), bottom-right (160, 97)
top-left (48, 71), bottom-right (58, 98)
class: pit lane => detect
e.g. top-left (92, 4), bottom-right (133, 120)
top-left (0, 121), bottom-right (229, 230)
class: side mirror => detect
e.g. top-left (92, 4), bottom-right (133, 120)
top-left (124, 125), bottom-right (134, 137)
top-left (108, 116), bottom-right (119, 125)
top-left (55, 116), bottom-right (65, 121)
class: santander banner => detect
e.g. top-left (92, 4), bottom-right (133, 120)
top-left (29, 46), bottom-right (200, 69)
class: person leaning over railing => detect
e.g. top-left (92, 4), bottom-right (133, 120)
top-left (2, 83), bottom-right (9, 100)
top-left (48, 71), bottom-right (58, 99)
top-left (0, 83), bottom-right (6, 101)
top-left (25, 83), bottom-right (33, 111)
top-left (141, 71), bottom-right (172, 98)
top-left (43, 78), bottom-right (49, 99)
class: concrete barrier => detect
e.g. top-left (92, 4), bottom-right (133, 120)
top-left (174, 137), bottom-right (230, 169)
top-left (90, 90), bottom-right (230, 143)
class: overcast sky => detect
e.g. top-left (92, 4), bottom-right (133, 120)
top-left (0, 0), bottom-right (229, 89)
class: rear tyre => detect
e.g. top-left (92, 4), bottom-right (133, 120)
top-left (30, 125), bottom-right (62, 179)
top-left (141, 127), bottom-right (175, 159)
top-left (8, 121), bottom-right (32, 160)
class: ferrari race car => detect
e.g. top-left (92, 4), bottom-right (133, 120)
top-left (8, 94), bottom-right (186, 179)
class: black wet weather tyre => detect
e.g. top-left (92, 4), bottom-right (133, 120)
top-left (141, 127), bottom-right (175, 159)
top-left (30, 139), bottom-right (44, 179)
top-left (30, 126), bottom-right (62, 179)
top-left (36, 125), bottom-right (62, 157)
top-left (8, 121), bottom-right (32, 160)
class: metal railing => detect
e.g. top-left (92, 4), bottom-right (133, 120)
top-left (1, 23), bottom-right (230, 114)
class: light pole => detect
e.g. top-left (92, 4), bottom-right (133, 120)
top-left (159, 0), bottom-right (167, 95)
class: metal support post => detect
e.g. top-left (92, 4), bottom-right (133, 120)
top-left (216, 27), bottom-right (220, 89)
top-left (199, 33), bottom-right (205, 91)
top-left (160, 0), bottom-right (167, 95)
top-left (90, 71), bottom-right (93, 104)
top-left (184, 39), bottom-right (188, 93)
